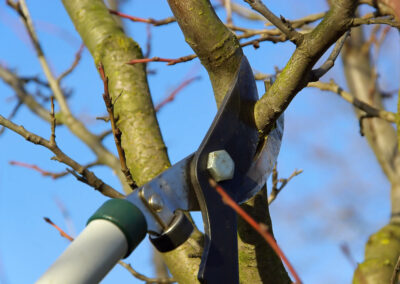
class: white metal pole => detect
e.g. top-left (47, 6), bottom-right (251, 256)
top-left (36, 219), bottom-right (128, 284)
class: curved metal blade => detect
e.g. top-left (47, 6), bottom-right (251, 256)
top-left (236, 114), bottom-right (284, 203)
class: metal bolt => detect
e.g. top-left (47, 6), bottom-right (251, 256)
top-left (148, 194), bottom-right (164, 212)
top-left (207, 150), bottom-right (235, 182)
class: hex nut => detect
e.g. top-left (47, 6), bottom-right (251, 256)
top-left (207, 150), bottom-right (235, 182)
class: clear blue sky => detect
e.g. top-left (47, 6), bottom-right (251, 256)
top-left (0, 1), bottom-right (398, 283)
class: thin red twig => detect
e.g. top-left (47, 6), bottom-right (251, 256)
top-left (155, 76), bottom-right (200, 112)
top-left (58, 43), bottom-right (85, 82)
top-left (9, 160), bottom-right (67, 179)
top-left (208, 178), bottom-right (302, 284)
top-left (109, 10), bottom-right (175, 26)
top-left (44, 217), bottom-right (74, 241)
top-left (126, 56), bottom-right (192, 65)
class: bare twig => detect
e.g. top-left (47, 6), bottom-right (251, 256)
top-left (311, 31), bottom-right (350, 80)
top-left (44, 217), bottom-right (74, 241)
top-left (220, 0), bottom-right (266, 21)
top-left (109, 9), bottom-right (175, 26)
top-left (339, 243), bottom-right (358, 268)
top-left (240, 34), bottom-right (287, 49)
top-left (224, 0), bottom-right (233, 25)
top-left (391, 255), bottom-right (400, 284)
top-left (0, 65), bottom-right (54, 123)
top-left (243, 0), bottom-right (303, 45)
top-left (44, 217), bottom-right (175, 283)
top-left (144, 24), bottom-right (152, 58)
top-left (7, 0), bottom-right (70, 113)
top-left (127, 33), bottom-right (287, 67)
top-left (359, 114), bottom-right (374, 136)
top-left (50, 96), bottom-right (56, 144)
top-left (155, 76), bottom-right (201, 112)
top-left (308, 80), bottom-right (397, 123)
top-left (98, 129), bottom-right (113, 141)
top-left (352, 16), bottom-right (400, 28)
top-left (118, 261), bottom-right (175, 283)
top-left (0, 115), bottom-right (124, 199)
top-left (268, 165), bottom-right (303, 205)
top-left (7, 0), bottom-right (124, 188)
top-left (9, 160), bottom-right (68, 179)
top-left (53, 196), bottom-right (76, 237)
top-left (98, 63), bottom-right (137, 190)
top-left (127, 56), bottom-right (196, 66)
top-left (57, 43), bottom-right (85, 82)
top-left (208, 178), bottom-right (302, 284)
top-left (0, 100), bottom-right (22, 136)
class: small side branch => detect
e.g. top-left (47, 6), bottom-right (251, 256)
top-left (57, 43), bottom-right (85, 83)
top-left (0, 115), bottom-right (124, 199)
top-left (127, 33), bottom-right (287, 67)
top-left (269, 165), bottom-right (303, 205)
top-left (243, 0), bottom-right (303, 45)
top-left (352, 16), bottom-right (400, 28)
top-left (127, 55), bottom-right (197, 66)
top-left (310, 31), bottom-right (350, 81)
top-left (391, 255), bottom-right (400, 284)
top-left (9, 161), bottom-right (68, 179)
top-left (109, 9), bottom-right (176, 26)
top-left (308, 80), bottom-right (397, 123)
top-left (98, 63), bottom-right (137, 190)
top-left (155, 76), bottom-right (201, 112)
top-left (0, 100), bottom-right (22, 136)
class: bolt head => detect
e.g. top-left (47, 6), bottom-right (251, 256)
top-left (207, 150), bottom-right (235, 182)
top-left (149, 194), bottom-right (164, 212)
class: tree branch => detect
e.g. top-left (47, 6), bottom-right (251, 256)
top-left (341, 21), bottom-right (400, 283)
top-left (57, 43), bottom-right (85, 83)
top-left (62, 0), bottom-right (170, 187)
top-left (0, 65), bottom-right (54, 123)
top-left (98, 63), bottom-right (137, 190)
top-left (253, 0), bottom-right (358, 135)
top-left (268, 165), bottom-right (303, 205)
top-left (310, 31), bottom-right (350, 80)
top-left (307, 80), bottom-right (397, 123)
top-left (243, 0), bottom-right (304, 45)
top-left (0, 115), bottom-right (124, 199)
top-left (352, 16), bottom-right (400, 28)
top-left (7, 0), bottom-right (130, 193)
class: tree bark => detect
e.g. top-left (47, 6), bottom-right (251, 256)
top-left (341, 23), bottom-right (400, 284)
top-left (61, 1), bottom-right (203, 282)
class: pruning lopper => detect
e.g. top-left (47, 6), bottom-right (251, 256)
top-left (37, 56), bottom-right (284, 284)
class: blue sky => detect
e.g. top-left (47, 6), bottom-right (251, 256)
top-left (0, 1), bottom-right (399, 283)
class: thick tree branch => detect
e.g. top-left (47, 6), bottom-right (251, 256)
top-left (62, 0), bottom-right (170, 187)
top-left (167, 1), bottom-right (290, 282)
top-left (61, 1), bottom-right (203, 283)
top-left (167, 0), bottom-right (243, 106)
top-left (253, 0), bottom-right (358, 135)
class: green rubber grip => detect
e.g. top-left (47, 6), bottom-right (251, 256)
top-left (87, 199), bottom-right (147, 258)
